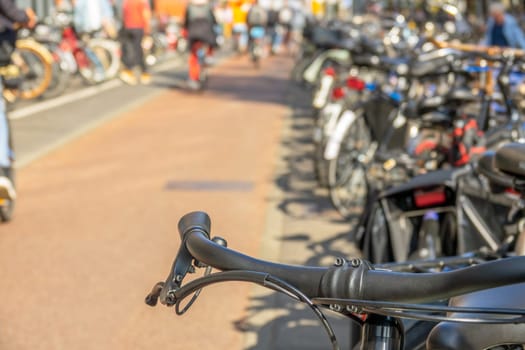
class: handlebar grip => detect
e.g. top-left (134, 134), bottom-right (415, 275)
top-left (178, 211), bottom-right (211, 240)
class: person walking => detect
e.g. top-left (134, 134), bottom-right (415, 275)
top-left (0, 0), bottom-right (36, 205)
top-left (247, 0), bottom-right (268, 32)
top-left (119, 0), bottom-right (152, 85)
top-left (231, 0), bottom-right (250, 52)
top-left (266, 2), bottom-right (280, 54)
top-left (482, 1), bottom-right (525, 49)
top-left (183, 0), bottom-right (217, 90)
top-left (73, 0), bottom-right (116, 37)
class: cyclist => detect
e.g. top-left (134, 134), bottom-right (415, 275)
top-left (0, 0), bottom-right (36, 203)
top-left (183, 0), bottom-right (217, 90)
top-left (119, 0), bottom-right (152, 85)
top-left (277, 0), bottom-right (294, 53)
top-left (247, 0), bottom-right (267, 33)
top-left (246, 0), bottom-right (267, 61)
top-left (266, 2), bottom-right (280, 54)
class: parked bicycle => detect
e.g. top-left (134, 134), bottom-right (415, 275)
top-left (146, 209), bottom-right (525, 350)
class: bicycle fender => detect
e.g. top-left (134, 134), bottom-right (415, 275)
top-left (323, 102), bottom-right (343, 136)
top-left (16, 39), bottom-right (54, 64)
top-left (303, 49), bottom-right (350, 84)
top-left (324, 109), bottom-right (357, 160)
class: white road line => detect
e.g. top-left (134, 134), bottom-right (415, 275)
top-left (15, 89), bottom-right (163, 168)
top-left (9, 79), bottom-right (123, 120)
top-left (9, 57), bottom-right (184, 121)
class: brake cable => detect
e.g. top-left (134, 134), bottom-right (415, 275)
top-left (169, 270), bottom-right (341, 350)
top-left (313, 298), bottom-right (525, 324)
top-left (175, 265), bottom-right (213, 315)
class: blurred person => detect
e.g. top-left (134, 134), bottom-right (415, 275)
top-left (288, 0), bottom-right (305, 54)
top-left (246, 0), bottom-right (267, 61)
top-left (54, 0), bottom-right (73, 13)
top-left (482, 1), bottom-right (525, 49)
top-left (277, 0), bottom-right (294, 52)
top-left (366, 0), bottom-right (381, 15)
top-left (231, 0), bottom-right (250, 52)
top-left (120, 0), bottom-right (152, 85)
top-left (215, 1), bottom-right (233, 40)
top-left (247, 0), bottom-right (268, 30)
top-left (183, 0), bottom-right (217, 89)
top-left (266, 1), bottom-right (281, 54)
top-left (73, 0), bottom-right (117, 37)
top-left (0, 0), bottom-right (36, 201)
top-left (310, 0), bottom-right (324, 19)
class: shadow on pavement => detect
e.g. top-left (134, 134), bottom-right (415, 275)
top-left (275, 85), bottom-right (348, 223)
top-left (233, 76), bottom-right (362, 349)
top-left (204, 74), bottom-right (291, 105)
top-left (235, 293), bottom-right (359, 350)
top-left (151, 56), bottom-right (294, 105)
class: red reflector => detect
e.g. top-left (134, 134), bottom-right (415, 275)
top-left (346, 77), bottom-right (365, 91)
top-left (506, 188), bottom-right (520, 196)
top-left (324, 67), bottom-right (336, 77)
top-left (414, 188), bottom-right (447, 208)
top-left (332, 86), bottom-right (346, 100)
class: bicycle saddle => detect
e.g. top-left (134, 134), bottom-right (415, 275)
top-left (380, 168), bottom-right (455, 198)
top-left (337, 38), bottom-right (358, 51)
top-left (351, 54), bottom-right (410, 72)
top-left (420, 111), bottom-right (453, 128)
top-left (477, 150), bottom-right (514, 191)
top-left (404, 96), bottom-right (446, 120)
top-left (426, 283), bottom-right (525, 349)
top-left (446, 87), bottom-right (478, 104)
top-left (495, 143), bottom-right (525, 181)
top-left (410, 56), bottom-right (453, 78)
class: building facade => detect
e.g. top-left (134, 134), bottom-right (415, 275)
top-left (16, 0), bottom-right (54, 17)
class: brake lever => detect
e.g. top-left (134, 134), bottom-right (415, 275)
top-left (145, 281), bottom-right (165, 307)
top-left (147, 235), bottom-right (227, 308)
top-left (144, 243), bottom-right (195, 307)
top-left (159, 241), bottom-right (196, 306)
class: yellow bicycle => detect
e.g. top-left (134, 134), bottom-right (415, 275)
top-left (1, 38), bottom-right (54, 103)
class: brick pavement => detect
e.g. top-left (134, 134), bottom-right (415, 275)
top-left (0, 53), bottom-right (361, 350)
top-left (0, 55), bottom-right (289, 350)
top-left (238, 79), bottom-right (361, 349)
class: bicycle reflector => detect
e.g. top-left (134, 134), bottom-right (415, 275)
top-left (331, 86), bottom-right (346, 100)
top-left (346, 77), bottom-right (366, 91)
top-left (323, 66), bottom-right (336, 77)
top-left (414, 187), bottom-right (447, 208)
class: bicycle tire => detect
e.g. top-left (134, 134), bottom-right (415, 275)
top-left (11, 39), bottom-right (54, 100)
top-left (361, 201), bottom-right (394, 264)
top-left (41, 47), bottom-right (72, 99)
top-left (0, 167), bottom-right (15, 222)
top-left (328, 113), bottom-right (371, 219)
top-left (89, 39), bottom-right (120, 80)
top-left (314, 140), bottom-right (329, 187)
top-left (77, 46), bottom-right (106, 85)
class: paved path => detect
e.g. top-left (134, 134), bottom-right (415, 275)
top-left (240, 80), bottom-right (360, 349)
top-left (11, 57), bottom-right (185, 168)
top-left (0, 52), bottom-right (360, 349)
top-left (0, 55), bottom-right (291, 350)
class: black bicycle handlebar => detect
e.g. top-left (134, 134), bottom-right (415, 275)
top-left (159, 211), bottom-right (525, 306)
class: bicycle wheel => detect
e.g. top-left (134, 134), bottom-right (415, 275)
top-left (76, 46), bottom-right (106, 84)
top-left (361, 202), bottom-right (394, 264)
top-left (328, 112), bottom-right (371, 219)
top-left (41, 46), bottom-right (72, 99)
top-left (0, 167), bottom-right (15, 222)
top-left (89, 39), bottom-right (120, 80)
top-left (10, 39), bottom-right (54, 100)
